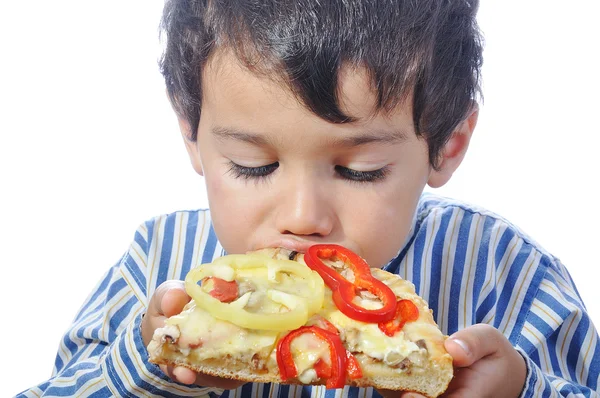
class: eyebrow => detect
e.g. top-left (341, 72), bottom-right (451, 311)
top-left (331, 130), bottom-right (408, 147)
top-left (211, 127), bottom-right (271, 146)
top-left (211, 126), bottom-right (408, 147)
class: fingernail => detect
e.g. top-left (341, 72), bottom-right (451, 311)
top-left (450, 337), bottom-right (470, 355)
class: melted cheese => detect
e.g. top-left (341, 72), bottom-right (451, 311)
top-left (165, 302), bottom-right (279, 360)
top-left (290, 333), bottom-right (330, 378)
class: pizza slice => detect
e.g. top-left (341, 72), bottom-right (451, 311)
top-left (147, 245), bottom-right (453, 398)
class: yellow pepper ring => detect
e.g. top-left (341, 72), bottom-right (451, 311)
top-left (185, 254), bottom-right (325, 331)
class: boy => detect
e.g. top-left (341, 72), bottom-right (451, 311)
top-left (18, 0), bottom-right (599, 397)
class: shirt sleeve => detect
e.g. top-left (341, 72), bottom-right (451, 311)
top-left (16, 220), bottom-right (223, 397)
top-left (516, 258), bottom-right (599, 397)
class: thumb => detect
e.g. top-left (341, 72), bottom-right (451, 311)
top-left (152, 280), bottom-right (190, 317)
top-left (445, 323), bottom-right (506, 368)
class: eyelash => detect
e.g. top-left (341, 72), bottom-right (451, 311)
top-left (227, 161), bottom-right (389, 183)
top-left (334, 165), bottom-right (389, 183)
top-left (227, 161), bottom-right (279, 180)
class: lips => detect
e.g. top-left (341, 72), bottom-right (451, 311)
top-left (260, 238), bottom-right (362, 258)
top-left (263, 238), bottom-right (316, 253)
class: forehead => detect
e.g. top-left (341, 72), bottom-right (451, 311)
top-left (201, 50), bottom-right (415, 128)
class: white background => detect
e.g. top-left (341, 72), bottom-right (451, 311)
top-left (1, 1), bottom-right (598, 395)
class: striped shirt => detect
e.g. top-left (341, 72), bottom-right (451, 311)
top-left (18, 193), bottom-right (599, 397)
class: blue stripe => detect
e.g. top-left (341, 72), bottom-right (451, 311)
top-left (156, 213), bottom-right (177, 286)
top-left (494, 227), bottom-right (515, 268)
top-left (53, 353), bottom-right (64, 374)
top-left (476, 288), bottom-right (497, 324)
top-left (472, 216), bottom-right (494, 322)
top-left (507, 260), bottom-right (547, 343)
top-left (134, 228), bottom-right (149, 255)
top-left (324, 387), bottom-right (338, 398)
top-left (526, 312), bottom-right (563, 373)
top-left (537, 289), bottom-right (572, 319)
top-left (202, 224), bottom-right (218, 264)
top-left (446, 211), bottom-right (473, 333)
top-left (494, 243), bottom-right (531, 330)
top-left (544, 271), bottom-right (582, 308)
top-left (241, 383), bottom-right (254, 397)
top-left (105, 277), bottom-right (128, 301)
top-left (427, 208), bottom-right (454, 317)
top-left (566, 312), bottom-right (590, 383)
top-left (262, 383), bottom-right (272, 398)
top-left (52, 361), bottom-right (96, 379)
top-left (65, 342), bottom-right (101, 371)
top-left (88, 387), bottom-right (113, 397)
top-left (62, 330), bottom-right (80, 357)
top-left (45, 367), bottom-right (103, 396)
top-left (145, 218), bottom-right (157, 255)
top-left (277, 383), bottom-right (291, 397)
top-left (409, 220), bottom-right (427, 294)
top-left (585, 342), bottom-right (600, 390)
top-left (301, 385), bottom-right (313, 398)
top-left (104, 346), bottom-right (130, 396)
top-left (346, 386), bottom-right (360, 398)
top-left (108, 296), bottom-right (138, 341)
top-left (181, 210), bottom-right (200, 277)
top-left (124, 252), bottom-right (147, 297)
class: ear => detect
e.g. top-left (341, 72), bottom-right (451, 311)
top-left (178, 115), bottom-right (204, 176)
top-left (427, 104), bottom-right (478, 188)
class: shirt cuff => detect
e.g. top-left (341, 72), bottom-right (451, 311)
top-left (101, 313), bottom-right (223, 397)
top-left (517, 348), bottom-right (551, 398)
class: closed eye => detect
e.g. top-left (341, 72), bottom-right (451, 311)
top-left (227, 161), bottom-right (279, 180)
top-left (335, 165), bottom-right (389, 183)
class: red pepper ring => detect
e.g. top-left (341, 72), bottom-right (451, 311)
top-left (378, 299), bottom-right (420, 337)
top-left (305, 245), bottom-right (398, 323)
top-left (345, 351), bottom-right (363, 380)
top-left (276, 326), bottom-right (347, 389)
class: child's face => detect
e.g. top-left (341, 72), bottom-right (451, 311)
top-left (181, 52), bottom-right (461, 267)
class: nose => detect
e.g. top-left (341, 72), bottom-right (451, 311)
top-left (275, 178), bottom-right (335, 237)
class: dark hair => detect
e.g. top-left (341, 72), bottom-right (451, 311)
top-left (160, 0), bottom-right (483, 168)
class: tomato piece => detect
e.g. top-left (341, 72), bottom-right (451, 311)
top-left (378, 299), bottom-right (419, 336)
top-left (204, 277), bottom-right (238, 303)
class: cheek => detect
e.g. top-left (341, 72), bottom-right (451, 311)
top-left (357, 204), bottom-right (415, 267)
top-left (203, 172), bottom-right (274, 255)
top-left (204, 173), bottom-right (250, 254)
top-left (347, 180), bottom-right (425, 267)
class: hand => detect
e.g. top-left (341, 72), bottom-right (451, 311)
top-left (141, 280), bottom-right (245, 389)
top-left (379, 324), bottom-right (527, 398)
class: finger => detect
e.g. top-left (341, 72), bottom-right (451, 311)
top-left (151, 280), bottom-right (187, 316)
top-left (162, 286), bottom-right (191, 317)
top-left (142, 281), bottom-right (187, 346)
top-left (172, 366), bottom-right (197, 384)
top-left (445, 324), bottom-right (508, 368)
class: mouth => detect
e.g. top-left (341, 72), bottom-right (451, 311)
top-left (263, 238), bottom-right (319, 253)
